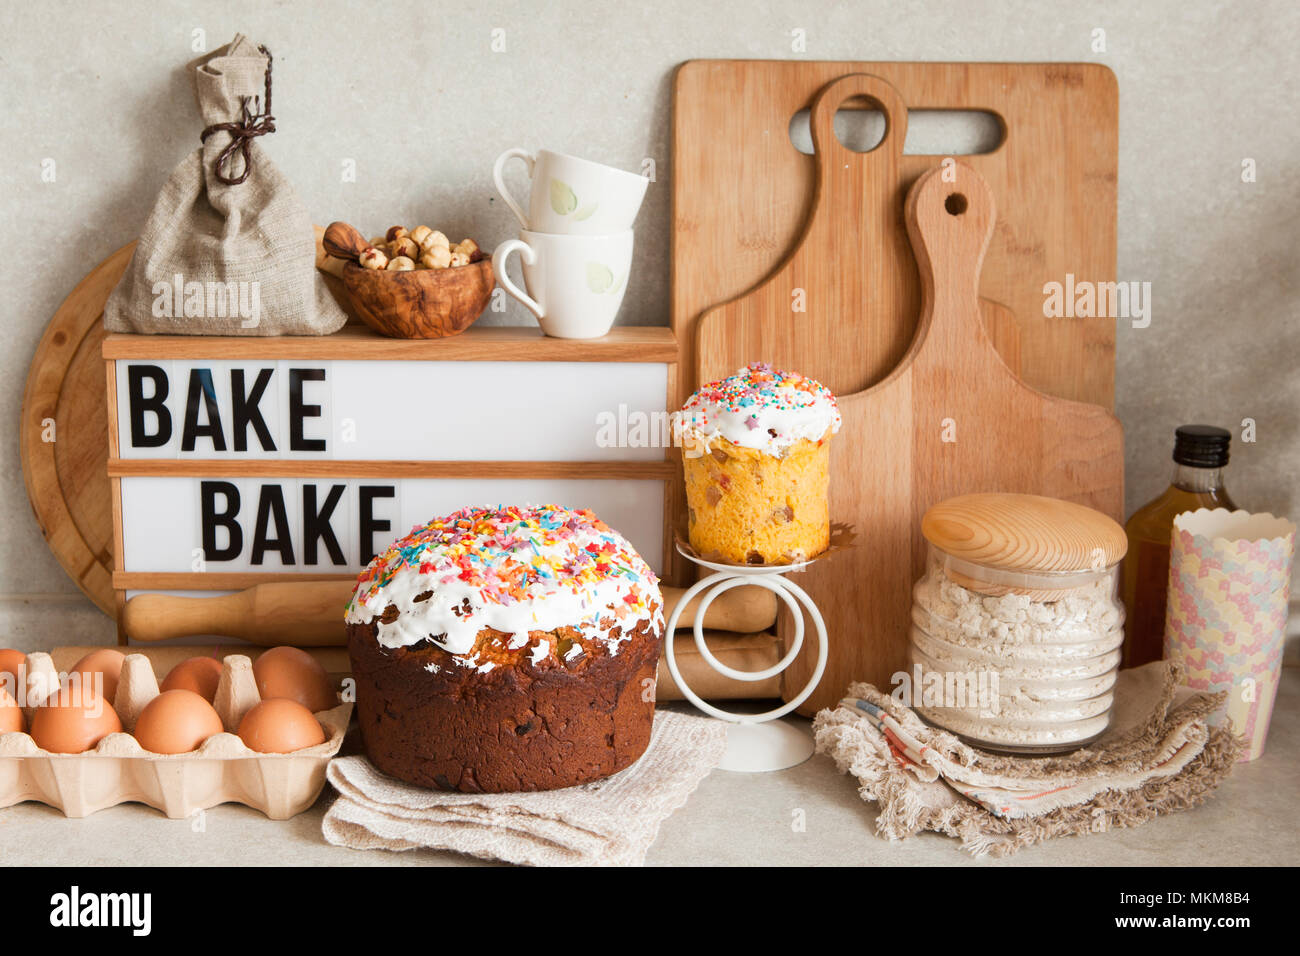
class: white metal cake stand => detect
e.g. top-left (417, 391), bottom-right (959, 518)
top-left (661, 545), bottom-right (829, 772)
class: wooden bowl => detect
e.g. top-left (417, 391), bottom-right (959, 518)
top-left (338, 259), bottom-right (494, 339)
top-left (323, 221), bottom-right (494, 339)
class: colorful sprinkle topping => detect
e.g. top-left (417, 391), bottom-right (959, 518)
top-left (345, 505), bottom-right (662, 658)
top-left (681, 362), bottom-right (841, 456)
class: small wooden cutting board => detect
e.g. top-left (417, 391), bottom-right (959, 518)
top-left (777, 162), bottom-right (1123, 713)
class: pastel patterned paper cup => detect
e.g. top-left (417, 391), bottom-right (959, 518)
top-left (1164, 508), bottom-right (1295, 762)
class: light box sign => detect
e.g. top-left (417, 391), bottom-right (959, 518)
top-left (104, 333), bottom-right (678, 610)
top-left (114, 360), bottom-right (669, 461)
top-left (119, 476), bottom-right (666, 574)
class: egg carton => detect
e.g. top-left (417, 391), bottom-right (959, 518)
top-left (0, 651), bottom-right (351, 820)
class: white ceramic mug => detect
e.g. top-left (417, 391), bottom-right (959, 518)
top-left (492, 148), bottom-right (649, 234)
top-left (492, 229), bottom-right (634, 339)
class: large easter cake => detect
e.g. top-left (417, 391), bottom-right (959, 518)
top-left (345, 504), bottom-right (664, 792)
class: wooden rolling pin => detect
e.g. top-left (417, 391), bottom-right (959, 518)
top-left (59, 631), bottom-right (783, 702)
top-left (121, 580), bottom-right (777, 646)
top-left (654, 631), bottom-right (783, 701)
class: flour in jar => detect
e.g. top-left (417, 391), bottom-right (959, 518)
top-left (909, 557), bottom-right (1124, 749)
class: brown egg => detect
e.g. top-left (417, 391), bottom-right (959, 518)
top-left (0, 686), bottom-right (24, 734)
top-left (252, 646), bottom-right (336, 712)
top-left (0, 648), bottom-right (27, 689)
top-left (161, 656), bottom-right (223, 703)
top-left (71, 648), bottom-right (127, 703)
top-left (236, 698), bottom-right (327, 754)
top-left (133, 689), bottom-right (224, 755)
top-left (29, 687), bottom-right (122, 754)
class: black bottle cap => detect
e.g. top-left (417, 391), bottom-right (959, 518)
top-left (1173, 424), bottom-right (1231, 468)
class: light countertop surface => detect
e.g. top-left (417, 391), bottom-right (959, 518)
top-left (2, 667), bottom-right (1295, 868)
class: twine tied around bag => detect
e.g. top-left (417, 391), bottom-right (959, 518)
top-left (199, 44), bottom-right (275, 186)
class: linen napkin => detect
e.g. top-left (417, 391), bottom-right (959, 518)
top-left (323, 709), bottom-right (725, 866)
top-left (813, 661), bottom-right (1242, 857)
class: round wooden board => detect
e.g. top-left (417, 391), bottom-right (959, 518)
top-left (20, 242), bottom-right (136, 617)
top-left (21, 228), bottom-right (347, 619)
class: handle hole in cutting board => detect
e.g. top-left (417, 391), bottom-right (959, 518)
top-left (788, 108), bottom-right (1004, 156)
top-left (944, 193), bottom-right (968, 216)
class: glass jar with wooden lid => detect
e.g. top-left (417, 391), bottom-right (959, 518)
top-left (909, 493), bottom-right (1128, 754)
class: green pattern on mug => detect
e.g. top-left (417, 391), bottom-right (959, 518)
top-left (550, 179), bottom-right (578, 216)
top-left (586, 262), bottom-right (619, 294)
top-left (573, 202), bottom-right (599, 221)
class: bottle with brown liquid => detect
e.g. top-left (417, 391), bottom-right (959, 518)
top-left (1121, 425), bottom-right (1238, 668)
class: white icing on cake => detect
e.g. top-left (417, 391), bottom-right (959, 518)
top-left (345, 504), bottom-right (663, 661)
top-left (680, 362), bottom-right (841, 458)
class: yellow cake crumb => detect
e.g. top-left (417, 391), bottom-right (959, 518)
top-left (684, 435), bottom-right (831, 564)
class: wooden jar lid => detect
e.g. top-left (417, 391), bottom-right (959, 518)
top-left (921, 493), bottom-right (1127, 575)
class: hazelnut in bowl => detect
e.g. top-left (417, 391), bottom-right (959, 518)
top-left (321, 221), bottom-right (494, 339)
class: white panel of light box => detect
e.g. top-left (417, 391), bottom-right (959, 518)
top-left (119, 477), bottom-right (665, 575)
top-left (115, 359), bottom-right (668, 461)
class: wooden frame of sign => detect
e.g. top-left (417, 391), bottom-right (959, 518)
top-left (103, 326), bottom-right (681, 644)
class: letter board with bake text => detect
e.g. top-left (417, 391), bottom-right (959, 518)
top-left (104, 327), bottom-right (679, 641)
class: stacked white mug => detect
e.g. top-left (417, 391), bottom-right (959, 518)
top-left (492, 148), bottom-right (648, 339)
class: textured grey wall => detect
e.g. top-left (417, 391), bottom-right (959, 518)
top-left (1, 0), bottom-right (1296, 648)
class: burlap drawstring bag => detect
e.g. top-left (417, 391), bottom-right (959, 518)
top-left (104, 33), bottom-right (346, 336)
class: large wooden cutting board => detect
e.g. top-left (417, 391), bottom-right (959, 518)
top-left (674, 61), bottom-right (1122, 711)
top-left (673, 59), bottom-right (1119, 407)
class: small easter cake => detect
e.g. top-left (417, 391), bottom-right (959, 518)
top-left (345, 504), bottom-right (663, 793)
top-left (680, 362), bottom-right (841, 565)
